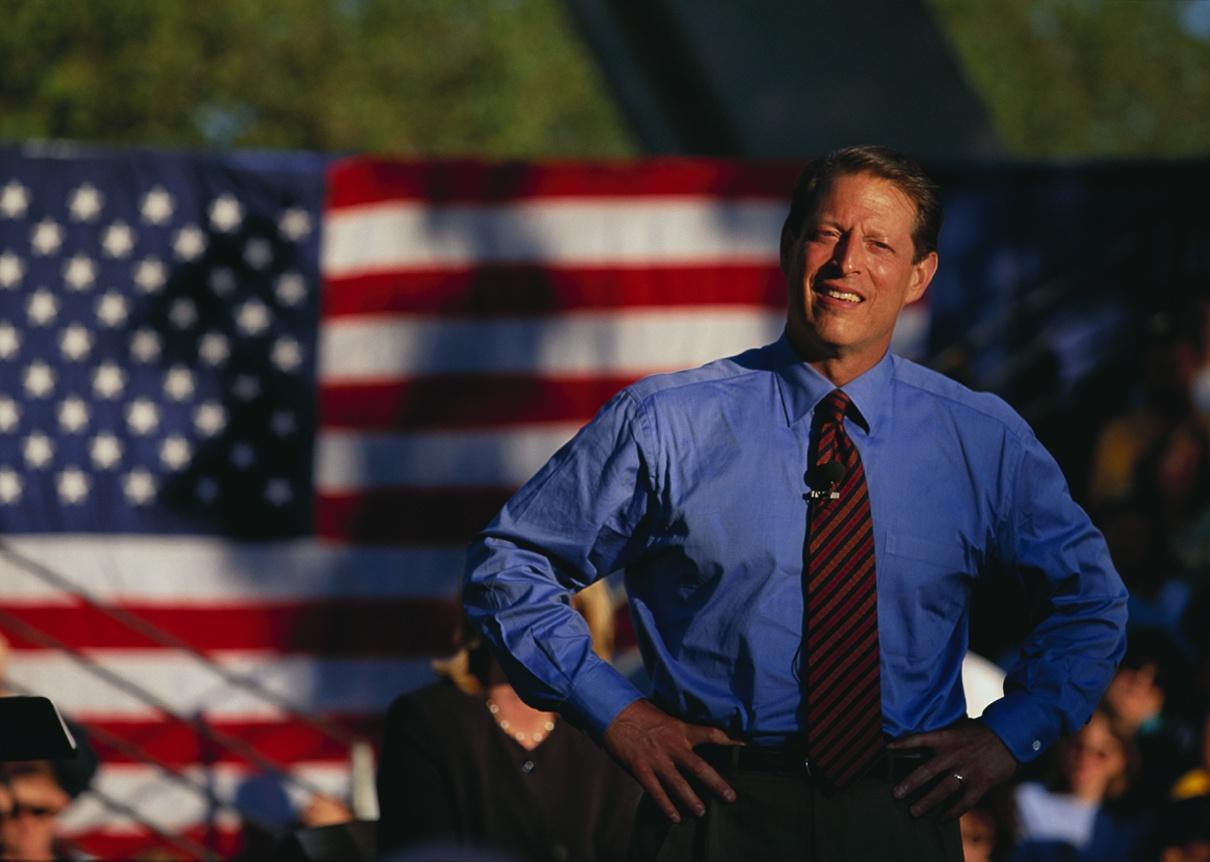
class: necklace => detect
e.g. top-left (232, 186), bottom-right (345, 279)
top-left (486, 698), bottom-right (556, 745)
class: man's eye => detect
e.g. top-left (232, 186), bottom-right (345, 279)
top-left (812, 229), bottom-right (839, 241)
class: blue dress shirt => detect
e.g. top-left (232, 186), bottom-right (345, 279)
top-left (463, 334), bottom-right (1128, 763)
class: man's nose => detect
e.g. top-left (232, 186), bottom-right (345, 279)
top-left (831, 234), bottom-right (860, 275)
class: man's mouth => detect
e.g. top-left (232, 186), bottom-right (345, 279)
top-left (814, 284), bottom-right (863, 303)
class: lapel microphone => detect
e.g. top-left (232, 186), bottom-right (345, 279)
top-left (805, 459), bottom-right (845, 501)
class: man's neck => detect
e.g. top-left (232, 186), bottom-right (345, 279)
top-left (787, 334), bottom-right (888, 387)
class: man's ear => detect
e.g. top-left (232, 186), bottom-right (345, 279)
top-left (907, 251), bottom-right (938, 304)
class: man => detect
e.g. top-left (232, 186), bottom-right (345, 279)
top-left (464, 145), bottom-right (1127, 860)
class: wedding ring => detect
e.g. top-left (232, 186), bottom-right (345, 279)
top-left (952, 772), bottom-right (966, 785)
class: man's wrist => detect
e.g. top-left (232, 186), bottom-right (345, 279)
top-left (566, 659), bottom-right (646, 739)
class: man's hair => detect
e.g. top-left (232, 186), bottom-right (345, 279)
top-left (782, 145), bottom-right (943, 262)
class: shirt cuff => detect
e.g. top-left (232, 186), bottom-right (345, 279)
top-left (978, 692), bottom-right (1062, 764)
top-left (564, 657), bottom-right (646, 739)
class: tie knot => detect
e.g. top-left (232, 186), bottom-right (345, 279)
top-left (819, 389), bottom-right (851, 425)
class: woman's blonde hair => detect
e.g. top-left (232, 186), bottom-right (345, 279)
top-left (433, 580), bottom-right (617, 696)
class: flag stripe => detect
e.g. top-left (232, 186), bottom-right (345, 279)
top-left (5, 650), bottom-right (434, 719)
top-left (319, 375), bottom-right (637, 431)
top-left (0, 600), bottom-right (458, 654)
top-left (314, 425), bottom-right (580, 491)
top-left (317, 310), bottom-right (785, 380)
top-left (83, 716), bottom-right (383, 767)
top-left (0, 537), bottom-right (464, 602)
top-left (325, 158), bottom-right (799, 210)
top-left (60, 762), bottom-right (349, 834)
top-left (314, 487), bottom-right (511, 545)
top-left (323, 265), bottom-right (784, 317)
top-left (323, 199), bottom-right (786, 273)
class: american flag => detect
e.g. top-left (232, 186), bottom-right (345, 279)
top-left (1, 145), bottom-right (925, 857)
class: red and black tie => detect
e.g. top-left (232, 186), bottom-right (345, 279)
top-left (804, 389), bottom-right (883, 787)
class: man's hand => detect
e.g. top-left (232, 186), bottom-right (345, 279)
top-left (888, 719), bottom-right (1018, 820)
top-left (602, 699), bottom-right (742, 823)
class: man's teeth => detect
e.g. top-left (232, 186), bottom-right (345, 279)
top-left (822, 288), bottom-right (861, 302)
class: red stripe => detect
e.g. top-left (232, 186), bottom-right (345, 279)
top-left (1, 601), bottom-right (459, 654)
top-left (67, 824), bottom-right (243, 861)
top-left (322, 265), bottom-right (785, 317)
top-left (319, 375), bottom-right (635, 431)
top-left (326, 158), bottom-right (802, 210)
top-left (81, 715), bottom-right (384, 767)
top-left (315, 488), bottom-right (513, 544)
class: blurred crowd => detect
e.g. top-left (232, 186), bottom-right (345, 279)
top-left (960, 301), bottom-right (1210, 862)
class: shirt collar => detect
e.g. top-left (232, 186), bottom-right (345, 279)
top-left (771, 331), bottom-right (895, 433)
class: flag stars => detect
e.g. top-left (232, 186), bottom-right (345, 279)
top-left (0, 397), bottom-right (19, 432)
top-left (130, 329), bottom-right (162, 363)
top-left (270, 410), bottom-right (296, 437)
top-left (159, 435), bottom-right (192, 470)
top-left (230, 442), bottom-right (257, 469)
top-left (163, 366), bottom-right (195, 401)
top-left (236, 299), bottom-right (271, 336)
top-left (278, 207), bottom-right (312, 241)
top-left (63, 254), bottom-right (97, 291)
top-left (265, 478), bottom-right (293, 507)
top-left (0, 252), bottom-right (25, 289)
top-left (232, 374), bottom-right (261, 401)
top-left (168, 297), bottom-right (198, 329)
top-left (0, 469), bottom-right (21, 504)
top-left (30, 218), bottom-right (64, 256)
top-left (208, 267), bottom-right (236, 296)
top-left (0, 180), bottom-right (30, 219)
top-left (59, 325), bottom-right (93, 361)
top-left (123, 469), bottom-right (156, 505)
top-left (93, 363), bottom-right (126, 399)
top-left (68, 183), bottom-right (104, 222)
top-left (102, 221), bottom-right (135, 258)
top-left (23, 433), bottom-right (54, 468)
top-left (271, 336), bottom-right (303, 372)
top-left (27, 290), bottom-right (59, 326)
top-left (193, 401), bottom-right (226, 436)
top-left (141, 186), bottom-right (175, 225)
top-left (126, 399), bottom-right (160, 435)
top-left (196, 476), bottom-right (220, 504)
top-left (57, 397), bottom-right (90, 433)
top-left (57, 468), bottom-right (90, 504)
top-left (209, 194), bottom-right (243, 233)
top-left (0, 323), bottom-right (20, 359)
top-left (96, 292), bottom-right (129, 328)
top-left (23, 362), bottom-right (55, 398)
top-left (198, 332), bottom-right (230, 366)
top-left (173, 225), bottom-right (206, 261)
top-left (89, 433), bottom-right (123, 470)
top-left (244, 238), bottom-right (272, 270)
top-left (133, 257), bottom-right (167, 293)
top-left (274, 272), bottom-right (307, 307)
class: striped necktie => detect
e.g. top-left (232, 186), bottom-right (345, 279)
top-left (804, 389), bottom-right (883, 787)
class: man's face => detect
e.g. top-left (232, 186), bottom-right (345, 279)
top-left (781, 171), bottom-right (937, 370)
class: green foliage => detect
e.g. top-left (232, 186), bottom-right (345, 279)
top-left (0, 0), bottom-right (635, 157)
top-left (929, 0), bottom-right (1210, 158)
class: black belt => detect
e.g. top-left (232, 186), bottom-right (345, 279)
top-left (697, 744), bottom-right (930, 785)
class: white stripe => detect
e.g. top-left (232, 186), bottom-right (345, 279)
top-left (60, 762), bottom-right (349, 834)
top-left (5, 650), bottom-right (434, 719)
top-left (318, 308), bottom-right (784, 380)
top-left (323, 198), bottom-right (785, 273)
top-left (0, 536), bottom-right (463, 603)
top-left (315, 424), bottom-right (579, 492)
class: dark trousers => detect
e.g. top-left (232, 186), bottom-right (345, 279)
top-left (628, 748), bottom-right (964, 862)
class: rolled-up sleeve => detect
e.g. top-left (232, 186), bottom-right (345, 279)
top-left (980, 429), bottom-right (1128, 762)
top-left (463, 390), bottom-right (655, 736)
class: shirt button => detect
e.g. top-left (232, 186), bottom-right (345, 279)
top-left (1032, 740), bottom-right (1042, 751)
top-left (521, 759), bottom-right (536, 774)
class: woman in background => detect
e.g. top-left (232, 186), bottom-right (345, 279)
top-left (376, 582), bottom-right (640, 861)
